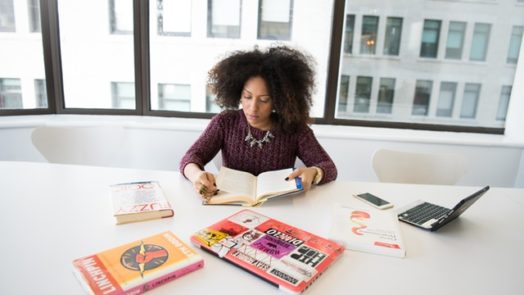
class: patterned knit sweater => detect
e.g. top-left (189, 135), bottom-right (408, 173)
top-left (179, 110), bottom-right (337, 184)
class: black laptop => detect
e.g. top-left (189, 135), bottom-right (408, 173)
top-left (397, 186), bottom-right (490, 231)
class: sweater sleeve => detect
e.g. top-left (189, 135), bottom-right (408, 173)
top-left (296, 126), bottom-right (337, 184)
top-left (179, 113), bottom-right (224, 177)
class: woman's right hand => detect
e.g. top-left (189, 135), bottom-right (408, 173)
top-left (184, 163), bottom-right (218, 200)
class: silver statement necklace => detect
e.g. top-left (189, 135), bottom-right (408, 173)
top-left (245, 127), bottom-right (274, 149)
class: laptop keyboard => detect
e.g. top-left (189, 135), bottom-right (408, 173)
top-left (400, 202), bottom-right (451, 225)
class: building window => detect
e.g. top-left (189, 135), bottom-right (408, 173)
top-left (507, 26), bottom-right (523, 64)
top-left (460, 83), bottom-right (481, 118)
top-left (207, 0), bottom-right (241, 39)
top-left (157, 0), bottom-right (192, 37)
top-left (354, 76), bottom-right (372, 113)
top-left (436, 82), bottom-right (457, 117)
top-left (469, 23), bottom-right (491, 61)
top-left (28, 0), bottom-right (41, 33)
top-left (109, 0), bottom-right (133, 34)
top-left (420, 19), bottom-right (441, 58)
top-left (258, 0), bottom-right (293, 40)
top-left (0, 0), bottom-right (16, 32)
top-left (377, 78), bottom-right (395, 114)
top-left (445, 21), bottom-right (466, 60)
top-left (0, 78), bottom-right (22, 109)
top-left (383, 17), bottom-right (402, 56)
top-left (206, 86), bottom-right (221, 113)
top-left (496, 86), bottom-right (511, 121)
top-left (338, 75), bottom-right (350, 113)
top-left (158, 83), bottom-right (191, 112)
top-left (360, 15), bottom-right (379, 54)
top-left (343, 15), bottom-right (355, 54)
top-left (111, 82), bottom-right (135, 109)
top-left (35, 79), bottom-right (47, 108)
top-left (412, 80), bottom-right (432, 116)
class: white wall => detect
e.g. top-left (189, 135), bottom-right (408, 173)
top-left (0, 115), bottom-right (522, 188)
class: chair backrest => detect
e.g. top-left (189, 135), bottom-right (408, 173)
top-left (31, 125), bottom-right (125, 166)
top-left (372, 149), bottom-right (467, 185)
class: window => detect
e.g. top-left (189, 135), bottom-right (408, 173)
top-left (412, 80), bottom-right (432, 116)
top-left (111, 82), bottom-right (135, 109)
top-left (206, 86), bottom-right (221, 113)
top-left (436, 82), bottom-right (457, 117)
top-left (35, 79), bottom-right (47, 108)
top-left (207, 0), bottom-right (241, 39)
top-left (0, 78), bottom-right (22, 108)
top-left (157, 0), bottom-right (192, 36)
top-left (110, 0), bottom-right (133, 34)
top-left (377, 78), bottom-right (395, 114)
top-left (383, 17), bottom-right (402, 56)
top-left (258, 0), bottom-right (293, 40)
top-left (157, 83), bottom-right (191, 112)
top-left (496, 86), bottom-right (511, 121)
top-left (445, 21), bottom-right (466, 60)
top-left (0, 0), bottom-right (15, 32)
top-left (360, 16), bottom-right (379, 54)
top-left (460, 83), bottom-right (481, 118)
top-left (28, 0), bottom-right (41, 33)
top-left (354, 76), bottom-right (372, 113)
top-left (469, 23), bottom-right (491, 61)
top-left (507, 26), bottom-right (523, 64)
top-left (343, 15), bottom-right (355, 54)
top-left (338, 75), bottom-right (350, 113)
top-left (420, 20), bottom-right (441, 58)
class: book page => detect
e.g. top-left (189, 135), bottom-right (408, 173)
top-left (216, 167), bottom-right (257, 201)
top-left (256, 168), bottom-right (297, 199)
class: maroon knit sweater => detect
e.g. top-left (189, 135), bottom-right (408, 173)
top-left (179, 110), bottom-right (337, 184)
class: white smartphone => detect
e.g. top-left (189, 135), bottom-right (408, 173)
top-left (353, 192), bottom-right (394, 210)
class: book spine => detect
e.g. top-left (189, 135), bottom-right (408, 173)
top-left (122, 260), bottom-right (205, 295)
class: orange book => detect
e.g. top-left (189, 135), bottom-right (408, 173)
top-left (72, 231), bottom-right (204, 295)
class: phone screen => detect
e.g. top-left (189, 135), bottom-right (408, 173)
top-left (357, 193), bottom-right (390, 206)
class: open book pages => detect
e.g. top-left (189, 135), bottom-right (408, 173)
top-left (329, 204), bottom-right (406, 258)
top-left (206, 167), bottom-right (303, 206)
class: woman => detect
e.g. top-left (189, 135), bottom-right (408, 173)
top-left (180, 45), bottom-right (337, 199)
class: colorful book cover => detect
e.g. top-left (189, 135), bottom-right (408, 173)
top-left (190, 209), bottom-right (344, 294)
top-left (72, 231), bottom-right (204, 295)
top-left (329, 205), bottom-right (406, 258)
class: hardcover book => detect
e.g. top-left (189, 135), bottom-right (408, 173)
top-left (111, 181), bottom-right (174, 224)
top-left (206, 167), bottom-right (303, 206)
top-left (72, 231), bottom-right (204, 295)
top-left (190, 209), bottom-right (344, 294)
top-left (329, 205), bottom-right (406, 258)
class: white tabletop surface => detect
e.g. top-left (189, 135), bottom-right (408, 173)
top-left (0, 161), bottom-right (523, 295)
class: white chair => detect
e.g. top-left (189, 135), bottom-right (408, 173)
top-left (31, 125), bottom-right (125, 166)
top-left (372, 149), bottom-right (467, 185)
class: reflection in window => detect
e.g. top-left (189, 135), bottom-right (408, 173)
top-left (158, 83), bottom-right (191, 112)
top-left (109, 0), bottom-right (133, 34)
top-left (420, 20), bottom-right (441, 58)
top-left (507, 26), bottom-right (523, 64)
top-left (111, 82), bottom-right (135, 109)
top-left (496, 86), bottom-right (511, 121)
top-left (460, 83), bottom-right (481, 118)
top-left (354, 76), bottom-right (372, 113)
top-left (157, 0), bottom-right (192, 36)
top-left (206, 86), bottom-right (221, 113)
top-left (35, 79), bottom-right (47, 108)
top-left (412, 80), bottom-right (432, 116)
top-left (469, 23), bottom-right (491, 61)
top-left (445, 21), bottom-right (466, 60)
top-left (436, 82), bottom-right (457, 117)
top-left (258, 0), bottom-right (293, 40)
top-left (208, 0), bottom-right (241, 39)
top-left (28, 0), bottom-right (41, 33)
top-left (377, 78), bottom-right (395, 114)
top-left (0, 78), bottom-right (22, 109)
top-left (360, 16), bottom-right (378, 54)
top-left (338, 75), bottom-right (350, 113)
top-left (343, 15), bottom-right (355, 54)
top-left (383, 17), bottom-right (402, 56)
top-left (0, 0), bottom-right (16, 32)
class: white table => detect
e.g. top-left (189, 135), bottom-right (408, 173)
top-left (1, 161), bottom-right (523, 295)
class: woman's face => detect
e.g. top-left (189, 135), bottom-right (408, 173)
top-left (240, 76), bottom-right (273, 130)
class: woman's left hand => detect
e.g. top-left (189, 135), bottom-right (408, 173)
top-left (286, 167), bottom-right (318, 192)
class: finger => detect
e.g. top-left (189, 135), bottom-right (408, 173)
top-left (285, 168), bottom-right (303, 181)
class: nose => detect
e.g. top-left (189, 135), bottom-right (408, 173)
top-left (248, 98), bottom-right (259, 112)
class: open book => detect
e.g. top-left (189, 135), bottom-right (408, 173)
top-left (204, 167), bottom-right (303, 206)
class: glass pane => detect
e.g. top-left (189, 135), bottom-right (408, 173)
top-left (335, 1), bottom-right (523, 129)
top-left (343, 15), bottom-right (355, 54)
top-left (0, 0), bottom-right (47, 110)
top-left (496, 86), bottom-right (511, 121)
top-left (58, 0), bottom-right (135, 109)
top-left (150, 0), bottom-right (333, 117)
top-left (157, 83), bottom-right (191, 111)
top-left (158, 0), bottom-right (192, 36)
top-left (360, 16), bottom-right (378, 54)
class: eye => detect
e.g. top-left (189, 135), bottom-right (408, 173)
top-left (260, 96), bottom-right (271, 103)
